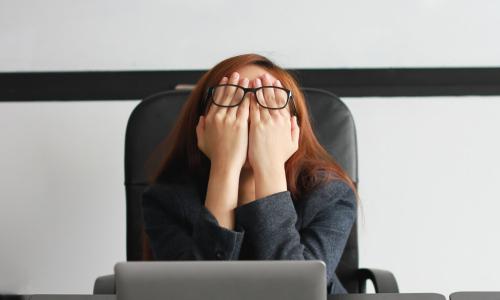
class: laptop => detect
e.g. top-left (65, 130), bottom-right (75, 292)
top-left (115, 260), bottom-right (327, 300)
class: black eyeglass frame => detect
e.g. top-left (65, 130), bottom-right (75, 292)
top-left (201, 83), bottom-right (299, 118)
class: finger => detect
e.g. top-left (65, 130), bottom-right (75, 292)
top-left (249, 90), bottom-right (260, 124)
top-left (207, 76), bottom-right (228, 118)
top-left (254, 77), bottom-right (271, 121)
top-left (196, 115), bottom-right (205, 147)
top-left (221, 72), bottom-right (240, 109)
top-left (235, 77), bottom-right (250, 120)
top-left (274, 79), bottom-right (290, 118)
top-left (261, 73), bottom-right (279, 118)
top-left (212, 76), bottom-right (228, 104)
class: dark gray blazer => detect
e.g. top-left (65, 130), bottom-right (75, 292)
top-left (142, 177), bottom-right (357, 294)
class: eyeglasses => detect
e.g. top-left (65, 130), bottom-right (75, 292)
top-left (202, 84), bottom-right (298, 117)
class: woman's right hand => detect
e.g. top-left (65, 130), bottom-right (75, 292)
top-left (196, 72), bottom-right (250, 172)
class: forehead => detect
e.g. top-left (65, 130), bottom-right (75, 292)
top-left (234, 64), bottom-right (277, 82)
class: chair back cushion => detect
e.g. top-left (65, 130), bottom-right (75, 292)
top-left (124, 88), bottom-right (359, 292)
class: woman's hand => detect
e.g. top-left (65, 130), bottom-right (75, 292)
top-left (196, 71), bottom-right (251, 172)
top-left (248, 73), bottom-right (300, 199)
top-left (196, 72), bottom-right (251, 229)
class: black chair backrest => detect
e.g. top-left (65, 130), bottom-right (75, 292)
top-left (124, 88), bottom-right (359, 292)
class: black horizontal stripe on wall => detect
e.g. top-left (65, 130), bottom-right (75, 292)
top-left (1, 68), bottom-right (500, 101)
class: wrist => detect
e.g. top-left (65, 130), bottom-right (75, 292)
top-left (210, 160), bottom-right (242, 176)
top-left (253, 164), bottom-right (287, 199)
top-left (253, 163), bottom-right (285, 178)
top-left (206, 162), bottom-right (240, 212)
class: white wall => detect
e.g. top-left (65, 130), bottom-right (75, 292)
top-left (349, 96), bottom-right (500, 295)
top-left (1, 0), bottom-right (499, 296)
top-left (0, 101), bottom-right (137, 293)
top-left (1, 0), bottom-right (499, 70)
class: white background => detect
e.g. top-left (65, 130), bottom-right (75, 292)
top-left (1, 0), bottom-right (499, 296)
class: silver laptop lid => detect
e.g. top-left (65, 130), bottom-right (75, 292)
top-left (115, 260), bottom-right (326, 300)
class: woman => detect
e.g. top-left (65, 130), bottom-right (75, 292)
top-left (142, 53), bottom-right (359, 294)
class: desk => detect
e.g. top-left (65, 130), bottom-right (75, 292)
top-left (27, 296), bottom-right (115, 300)
top-left (328, 294), bottom-right (445, 300)
top-left (450, 292), bottom-right (500, 300)
top-left (25, 293), bottom-right (445, 300)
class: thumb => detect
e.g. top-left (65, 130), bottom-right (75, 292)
top-left (291, 116), bottom-right (300, 147)
top-left (196, 116), bottom-right (204, 138)
top-left (199, 115), bottom-right (205, 129)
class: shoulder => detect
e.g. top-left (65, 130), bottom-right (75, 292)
top-left (307, 178), bottom-right (356, 204)
top-left (299, 178), bottom-right (357, 226)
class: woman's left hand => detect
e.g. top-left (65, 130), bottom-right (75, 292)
top-left (248, 73), bottom-right (300, 198)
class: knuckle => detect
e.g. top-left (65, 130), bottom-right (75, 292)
top-left (213, 112), bottom-right (224, 122)
top-left (224, 115), bottom-right (235, 125)
top-left (205, 115), bottom-right (214, 124)
top-left (235, 118), bottom-right (247, 128)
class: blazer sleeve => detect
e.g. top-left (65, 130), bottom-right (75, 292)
top-left (142, 183), bottom-right (245, 261)
top-left (234, 179), bottom-right (357, 290)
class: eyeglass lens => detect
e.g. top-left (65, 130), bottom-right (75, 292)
top-left (212, 85), bottom-right (289, 109)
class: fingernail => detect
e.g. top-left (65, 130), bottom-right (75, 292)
top-left (276, 80), bottom-right (281, 85)
top-left (232, 72), bottom-right (239, 78)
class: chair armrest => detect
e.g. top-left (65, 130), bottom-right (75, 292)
top-left (356, 268), bottom-right (399, 293)
top-left (93, 274), bottom-right (116, 294)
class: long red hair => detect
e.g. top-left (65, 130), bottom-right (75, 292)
top-left (147, 53), bottom-right (359, 202)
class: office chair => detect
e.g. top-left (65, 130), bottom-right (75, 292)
top-left (93, 87), bottom-right (399, 294)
